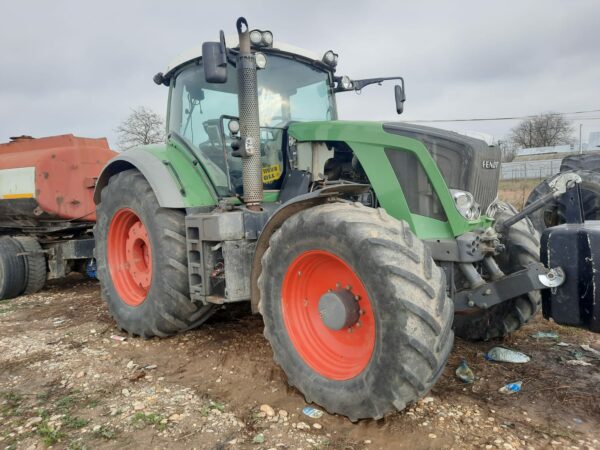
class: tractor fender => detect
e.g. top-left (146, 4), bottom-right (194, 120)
top-left (250, 183), bottom-right (370, 313)
top-left (93, 148), bottom-right (186, 208)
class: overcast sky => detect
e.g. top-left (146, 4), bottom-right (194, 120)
top-left (1, 1), bottom-right (599, 148)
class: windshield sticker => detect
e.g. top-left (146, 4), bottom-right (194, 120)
top-left (262, 164), bottom-right (282, 184)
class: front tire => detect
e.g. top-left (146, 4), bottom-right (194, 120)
top-left (95, 169), bottom-right (215, 338)
top-left (453, 201), bottom-right (541, 340)
top-left (259, 202), bottom-right (454, 420)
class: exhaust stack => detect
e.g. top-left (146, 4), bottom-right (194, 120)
top-left (236, 17), bottom-right (263, 210)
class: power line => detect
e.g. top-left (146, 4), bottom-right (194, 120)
top-left (402, 109), bottom-right (600, 123)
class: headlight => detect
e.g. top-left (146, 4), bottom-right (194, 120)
top-left (450, 189), bottom-right (481, 221)
top-left (262, 31), bottom-right (273, 46)
top-left (340, 75), bottom-right (353, 90)
top-left (249, 29), bottom-right (273, 48)
top-left (249, 30), bottom-right (263, 46)
top-left (255, 52), bottom-right (267, 69)
top-left (322, 50), bottom-right (338, 67)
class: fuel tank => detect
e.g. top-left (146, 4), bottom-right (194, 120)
top-left (0, 135), bottom-right (116, 229)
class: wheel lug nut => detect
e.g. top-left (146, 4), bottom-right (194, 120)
top-left (359, 309), bottom-right (364, 315)
top-left (346, 284), bottom-right (351, 290)
top-left (356, 321), bottom-right (362, 327)
top-left (347, 327), bottom-right (353, 333)
top-left (355, 295), bottom-right (361, 301)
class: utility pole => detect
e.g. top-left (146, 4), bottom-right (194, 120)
top-left (579, 123), bottom-right (583, 154)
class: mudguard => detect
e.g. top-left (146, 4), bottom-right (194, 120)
top-left (94, 142), bottom-right (219, 209)
top-left (250, 183), bottom-right (370, 313)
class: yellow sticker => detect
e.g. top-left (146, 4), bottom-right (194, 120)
top-left (262, 164), bottom-right (282, 184)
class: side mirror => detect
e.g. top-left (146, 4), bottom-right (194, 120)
top-left (395, 82), bottom-right (406, 115)
top-left (202, 31), bottom-right (228, 83)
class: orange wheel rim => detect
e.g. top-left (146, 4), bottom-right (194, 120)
top-left (107, 208), bottom-right (152, 306)
top-left (282, 250), bottom-right (375, 380)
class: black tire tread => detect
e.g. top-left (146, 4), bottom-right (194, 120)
top-left (14, 236), bottom-right (47, 295)
top-left (0, 237), bottom-right (27, 300)
top-left (560, 153), bottom-right (600, 172)
top-left (526, 169), bottom-right (600, 234)
top-left (95, 169), bottom-right (215, 338)
top-left (258, 202), bottom-right (454, 419)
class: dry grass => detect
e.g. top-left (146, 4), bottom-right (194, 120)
top-left (498, 178), bottom-right (543, 210)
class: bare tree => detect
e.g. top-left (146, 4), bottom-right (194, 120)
top-left (509, 113), bottom-right (574, 149)
top-left (498, 139), bottom-right (517, 162)
top-left (116, 106), bottom-right (165, 150)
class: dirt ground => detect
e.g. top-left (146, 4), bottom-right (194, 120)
top-left (1, 276), bottom-right (599, 450)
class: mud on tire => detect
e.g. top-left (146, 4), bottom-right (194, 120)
top-left (258, 202), bottom-right (454, 420)
top-left (453, 201), bottom-right (541, 340)
top-left (95, 169), bottom-right (215, 338)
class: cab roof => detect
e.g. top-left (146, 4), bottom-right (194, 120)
top-left (164, 34), bottom-right (323, 77)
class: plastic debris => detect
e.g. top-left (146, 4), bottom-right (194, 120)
top-left (556, 342), bottom-right (570, 347)
top-left (302, 406), bottom-right (324, 419)
top-left (499, 381), bottom-right (522, 394)
top-left (252, 433), bottom-right (265, 444)
top-left (110, 334), bottom-right (127, 342)
top-left (455, 360), bottom-right (475, 384)
top-left (485, 347), bottom-right (530, 363)
top-left (581, 344), bottom-right (600, 359)
top-left (530, 331), bottom-right (559, 340)
top-left (565, 359), bottom-right (592, 366)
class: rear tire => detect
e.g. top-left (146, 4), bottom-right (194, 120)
top-left (453, 201), bottom-right (541, 340)
top-left (14, 236), bottom-right (47, 295)
top-left (0, 237), bottom-right (27, 300)
top-left (526, 170), bottom-right (600, 234)
top-left (259, 202), bottom-right (454, 420)
top-left (95, 169), bottom-right (215, 338)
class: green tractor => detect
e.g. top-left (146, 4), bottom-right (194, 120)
top-left (93, 18), bottom-right (582, 420)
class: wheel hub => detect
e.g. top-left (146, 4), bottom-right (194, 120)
top-left (107, 208), bottom-right (153, 307)
top-left (318, 288), bottom-right (360, 330)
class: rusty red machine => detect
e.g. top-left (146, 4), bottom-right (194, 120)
top-left (0, 134), bottom-right (116, 299)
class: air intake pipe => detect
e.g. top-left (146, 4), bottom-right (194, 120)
top-left (236, 17), bottom-right (263, 210)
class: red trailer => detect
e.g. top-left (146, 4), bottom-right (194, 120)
top-left (0, 134), bottom-right (116, 299)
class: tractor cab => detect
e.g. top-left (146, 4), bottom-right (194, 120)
top-left (162, 36), bottom-right (338, 197)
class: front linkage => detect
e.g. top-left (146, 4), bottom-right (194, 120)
top-left (435, 172), bottom-right (581, 314)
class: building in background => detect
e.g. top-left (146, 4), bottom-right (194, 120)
top-left (590, 132), bottom-right (600, 150)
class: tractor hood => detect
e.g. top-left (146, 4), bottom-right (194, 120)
top-left (288, 120), bottom-right (501, 215)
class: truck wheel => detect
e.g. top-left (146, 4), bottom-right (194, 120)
top-left (453, 201), bottom-right (541, 340)
top-left (0, 237), bottom-right (27, 300)
top-left (95, 169), bottom-right (215, 338)
top-left (258, 203), bottom-right (453, 420)
top-left (526, 170), bottom-right (600, 233)
top-left (14, 236), bottom-right (47, 295)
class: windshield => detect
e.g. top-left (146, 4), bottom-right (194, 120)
top-left (168, 54), bottom-right (335, 196)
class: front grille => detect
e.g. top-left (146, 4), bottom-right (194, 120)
top-left (467, 147), bottom-right (501, 212)
top-left (383, 123), bottom-right (500, 213)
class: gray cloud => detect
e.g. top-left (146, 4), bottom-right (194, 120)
top-left (1, 0), bottom-right (599, 146)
